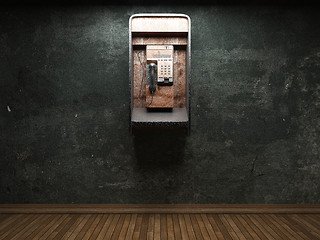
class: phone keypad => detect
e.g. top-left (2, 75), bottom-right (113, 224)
top-left (158, 58), bottom-right (173, 80)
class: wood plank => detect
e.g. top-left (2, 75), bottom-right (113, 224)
top-left (178, 214), bottom-right (189, 240)
top-left (235, 214), bottom-right (260, 240)
top-left (73, 214), bottom-right (97, 240)
top-left (260, 214), bottom-right (290, 240)
top-left (189, 214), bottom-right (203, 239)
top-left (308, 214), bottom-right (320, 223)
top-left (61, 215), bottom-right (84, 240)
top-left (304, 214), bottom-right (320, 235)
top-left (154, 214), bottom-right (161, 240)
top-left (276, 214), bottom-right (309, 239)
top-left (147, 214), bottom-right (155, 240)
top-left (223, 214), bottom-right (246, 240)
top-left (269, 214), bottom-right (304, 240)
top-left (1, 214), bottom-right (38, 240)
top-left (147, 232), bottom-right (153, 240)
top-left (89, 214), bottom-right (109, 240)
top-left (29, 214), bottom-right (59, 240)
top-left (139, 214), bottom-right (149, 240)
top-left (46, 214), bottom-right (74, 240)
top-left (172, 214), bottom-right (182, 240)
top-left (229, 214), bottom-right (253, 240)
top-left (0, 214), bottom-right (34, 239)
top-left (82, 214), bottom-right (103, 240)
top-left (195, 214), bottom-right (211, 239)
top-left (286, 214), bottom-right (320, 239)
top-left (124, 214), bottom-right (137, 240)
top-left (166, 214), bottom-right (175, 240)
top-left (212, 214), bottom-right (233, 240)
top-left (97, 214), bottom-right (114, 240)
top-left (200, 214), bottom-right (218, 240)
top-left (52, 214), bottom-right (79, 240)
top-left (206, 213), bottom-right (225, 239)
top-left (133, 214), bottom-right (143, 240)
top-left (104, 214), bottom-right (120, 239)
top-left (68, 214), bottom-right (91, 240)
top-left (160, 213), bottom-right (168, 240)
top-left (0, 215), bottom-right (12, 225)
top-left (118, 214), bottom-right (132, 240)
top-left (12, 214), bottom-right (50, 240)
top-left (148, 214), bottom-right (155, 233)
top-left (279, 214), bottom-right (318, 239)
top-left (263, 214), bottom-right (294, 239)
top-left (218, 214), bottom-right (239, 240)
top-left (0, 214), bottom-right (22, 231)
top-left (15, 214), bottom-right (51, 240)
top-left (245, 214), bottom-right (275, 240)
top-left (40, 214), bottom-right (69, 239)
top-left (183, 214), bottom-right (196, 240)
top-left (252, 214), bottom-right (281, 239)
top-left (110, 214), bottom-right (126, 240)
top-left (31, 214), bottom-right (64, 240)
top-left (292, 214), bottom-right (320, 236)
top-left (303, 214), bottom-right (320, 226)
top-left (241, 214), bottom-right (268, 240)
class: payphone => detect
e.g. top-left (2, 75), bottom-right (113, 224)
top-left (129, 14), bottom-right (191, 132)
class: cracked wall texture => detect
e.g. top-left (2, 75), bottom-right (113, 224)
top-left (0, 6), bottom-right (319, 203)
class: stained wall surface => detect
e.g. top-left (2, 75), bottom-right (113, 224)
top-left (0, 5), bottom-right (319, 203)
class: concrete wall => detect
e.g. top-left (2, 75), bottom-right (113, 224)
top-left (0, 5), bottom-right (319, 203)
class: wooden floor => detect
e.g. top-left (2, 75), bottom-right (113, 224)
top-left (0, 213), bottom-right (320, 240)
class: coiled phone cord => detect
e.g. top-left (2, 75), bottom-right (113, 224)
top-left (137, 51), bottom-right (145, 100)
top-left (145, 92), bottom-right (154, 107)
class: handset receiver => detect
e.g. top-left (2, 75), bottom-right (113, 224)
top-left (147, 62), bottom-right (157, 94)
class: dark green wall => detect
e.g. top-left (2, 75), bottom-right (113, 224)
top-left (0, 5), bottom-right (319, 203)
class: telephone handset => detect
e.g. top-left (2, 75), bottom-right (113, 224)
top-left (146, 63), bottom-right (157, 94)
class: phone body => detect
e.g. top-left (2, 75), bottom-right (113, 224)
top-left (145, 45), bottom-right (174, 108)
